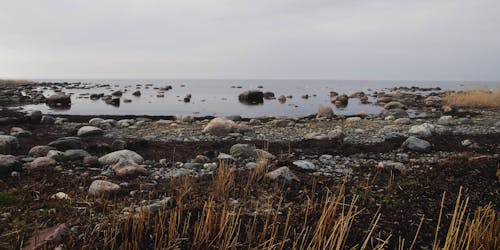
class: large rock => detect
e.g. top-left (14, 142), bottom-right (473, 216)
top-left (230, 144), bottom-right (257, 160)
top-left (30, 157), bottom-right (57, 170)
top-left (384, 101), bottom-right (407, 110)
top-left (202, 118), bottom-right (239, 136)
top-left (112, 159), bottom-right (148, 177)
top-left (23, 223), bottom-right (69, 250)
top-left (0, 135), bottom-right (19, 154)
top-left (382, 108), bottom-right (409, 119)
top-left (265, 167), bottom-right (299, 182)
top-left (0, 155), bottom-right (21, 176)
top-left (77, 126), bottom-right (104, 137)
top-left (48, 137), bottom-right (82, 150)
top-left (88, 180), bottom-right (120, 196)
top-left (238, 90), bottom-right (264, 105)
top-left (316, 105), bottom-right (334, 118)
top-left (98, 149), bottom-right (144, 165)
top-left (408, 123), bottom-right (435, 137)
top-left (331, 94), bottom-right (349, 106)
top-left (46, 93), bottom-right (71, 107)
top-left (402, 136), bottom-right (432, 152)
top-left (28, 145), bottom-right (56, 157)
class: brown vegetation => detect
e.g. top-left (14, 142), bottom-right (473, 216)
top-left (0, 79), bottom-right (33, 86)
top-left (444, 90), bottom-right (500, 108)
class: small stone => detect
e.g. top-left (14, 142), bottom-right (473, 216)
top-left (30, 157), bottom-right (57, 170)
top-left (77, 126), bottom-right (104, 137)
top-left (402, 136), bottom-right (432, 152)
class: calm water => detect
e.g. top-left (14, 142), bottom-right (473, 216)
top-left (20, 79), bottom-right (499, 118)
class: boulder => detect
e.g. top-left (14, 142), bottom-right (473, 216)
top-left (30, 157), bottom-right (57, 170)
top-left (0, 135), bottom-right (19, 154)
top-left (265, 167), bottom-right (299, 182)
top-left (28, 145), bottom-right (56, 157)
top-left (112, 159), bottom-right (148, 177)
top-left (0, 155), bottom-right (21, 176)
top-left (384, 101), bottom-right (407, 110)
top-left (98, 149), bottom-right (144, 165)
top-left (29, 110), bottom-right (42, 123)
top-left (402, 136), bottom-right (432, 152)
top-left (408, 123), bottom-right (435, 137)
top-left (230, 144), bottom-right (257, 160)
top-left (88, 180), bottom-right (120, 196)
top-left (263, 92), bottom-right (275, 100)
top-left (202, 118), bottom-right (239, 136)
top-left (48, 137), bottom-right (82, 150)
top-left (46, 93), bottom-right (71, 107)
top-left (77, 126), bottom-right (104, 137)
top-left (331, 94), bottom-right (348, 106)
top-left (238, 90), bottom-right (264, 105)
top-left (88, 118), bottom-right (104, 126)
top-left (316, 105), bottom-right (334, 118)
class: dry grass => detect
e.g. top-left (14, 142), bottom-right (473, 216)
top-left (0, 79), bottom-right (33, 86)
top-left (443, 90), bottom-right (500, 108)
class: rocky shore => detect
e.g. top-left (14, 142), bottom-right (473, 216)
top-left (0, 83), bottom-right (499, 249)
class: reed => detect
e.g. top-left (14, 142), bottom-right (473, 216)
top-left (443, 90), bottom-right (500, 108)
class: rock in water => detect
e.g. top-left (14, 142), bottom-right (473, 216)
top-left (238, 90), bottom-right (264, 105)
top-left (98, 149), bottom-right (144, 165)
top-left (202, 118), bottom-right (239, 136)
top-left (402, 136), bottom-right (432, 152)
top-left (88, 180), bottom-right (121, 196)
top-left (77, 126), bottom-right (104, 137)
top-left (0, 135), bottom-right (20, 154)
top-left (384, 101), bottom-right (407, 110)
top-left (46, 93), bottom-right (71, 107)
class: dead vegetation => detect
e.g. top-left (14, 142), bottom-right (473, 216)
top-left (0, 79), bottom-right (33, 86)
top-left (444, 90), bottom-right (500, 108)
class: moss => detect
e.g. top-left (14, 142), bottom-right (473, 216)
top-left (0, 189), bottom-right (17, 206)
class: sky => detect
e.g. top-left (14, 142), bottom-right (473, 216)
top-left (1, 0), bottom-right (500, 81)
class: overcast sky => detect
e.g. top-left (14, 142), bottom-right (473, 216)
top-left (1, 0), bottom-right (499, 80)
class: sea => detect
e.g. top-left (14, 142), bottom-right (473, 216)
top-left (19, 79), bottom-right (499, 118)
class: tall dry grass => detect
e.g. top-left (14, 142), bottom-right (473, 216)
top-left (0, 79), bottom-right (33, 86)
top-left (443, 90), bottom-right (500, 108)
